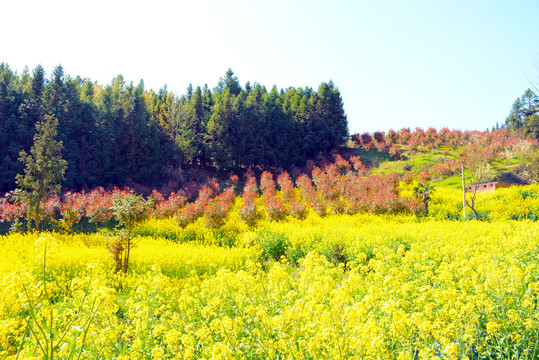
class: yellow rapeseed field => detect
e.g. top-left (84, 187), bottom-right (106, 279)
top-left (1, 185), bottom-right (539, 359)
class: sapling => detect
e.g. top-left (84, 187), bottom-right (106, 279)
top-left (108, 192), bottom-right (153, 274)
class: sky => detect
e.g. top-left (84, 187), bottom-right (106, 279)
top-left (2, 0), bottom-right (539, 134)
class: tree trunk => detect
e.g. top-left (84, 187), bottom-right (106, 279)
top-left (465, 188), bottom-right (479, 220)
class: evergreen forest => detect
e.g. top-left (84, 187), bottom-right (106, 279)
top-left (0, 64), bottom-right (348, 193)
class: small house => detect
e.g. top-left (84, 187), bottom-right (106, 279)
top-left (466, 182), bottom-right (511, 193)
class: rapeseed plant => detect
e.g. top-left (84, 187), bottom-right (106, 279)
top-left (0, 212), bottom-right (538, 358)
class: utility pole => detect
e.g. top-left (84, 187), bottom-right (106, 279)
top-left (461, 163), bottom-right (466, 219)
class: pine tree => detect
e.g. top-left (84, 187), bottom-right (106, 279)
top-left (218, 69), bottom-right (242, 96)
top-left (14, 115), bottom-right (67, 231)
top-left (505, 89), bottom-right (539, 139)
top-left (206, 89), bottom-right (234, 169)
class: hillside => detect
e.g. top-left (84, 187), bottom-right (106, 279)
top-left (2, 126), bottom-right (538, 235)
top-left (348, 127), bottom-right (537, 188)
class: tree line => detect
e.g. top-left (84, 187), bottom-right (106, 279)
top-left (0, 64), bottom-right (348, 193)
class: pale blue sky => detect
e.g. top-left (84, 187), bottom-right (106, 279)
top-left (2, 0), bottom-right (538, 134)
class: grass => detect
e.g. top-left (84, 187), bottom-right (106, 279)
top-left (359, 144), bottom-right (526, 188)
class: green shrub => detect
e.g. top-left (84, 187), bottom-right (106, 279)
top-left (259, 232), bottom-right (289, 261)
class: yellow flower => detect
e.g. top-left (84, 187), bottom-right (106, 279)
top-left (486, 321), bottom-right (499, 335)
